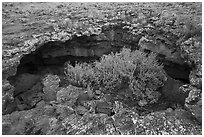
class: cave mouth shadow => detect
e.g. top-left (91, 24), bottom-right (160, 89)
top-left (154, 53), bottom-right (192, 84)
top-left (14, 45), bottom-right (101, 75)
top-left (163, 62), bottom-right (192, 84)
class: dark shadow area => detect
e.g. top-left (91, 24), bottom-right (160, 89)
top-left (163, 62), bottom-right (192, 84)
top-left (155, 53), bottom-right (192, 84)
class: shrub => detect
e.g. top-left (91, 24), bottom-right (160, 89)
top-left (94, 49), bottom-right (137, 91)
top-left (64, 48), bottom-right (166, 106)
top-left (94, 48), bottom-right (166, 104)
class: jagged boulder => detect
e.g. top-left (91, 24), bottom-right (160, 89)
top-left (180, 37), bottom-right (202, 89)
top-left (180, 37), bottom-right (202, 66)
top-left (138, 36), bottom-right (172, 57)
top-left (55, 104), bottom-right (75, 120)
top-left (15, 81), bottom-right (43, 111)
top-left (2, 80), bottom-right (15, 115)
top-left (189, 67), bottom-right (202, 89)
top-left (184, 85), bottom-right (202, 124)
top-left (112, 101), bottom-right (139, 134)
top-left (2, 107), bottom-right (45, 135)
top-left (56, 85), bottom-right (84, 106)
top-left (75, 106), bottom-right (89, 116)
top-left (138, 36), bottom-right (185, 64)
top-left (42, 74), bottom-right (61, 102)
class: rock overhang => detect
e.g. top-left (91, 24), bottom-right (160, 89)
top-left (2, 22), bottom-right (143, 80)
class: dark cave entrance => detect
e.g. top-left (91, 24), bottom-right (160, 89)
top-left (15, 52), bottom-right (100, 76)
top-left (163, 62), bottom-right (191, 83)
top-left (155, 54), bottom-right (192, 84)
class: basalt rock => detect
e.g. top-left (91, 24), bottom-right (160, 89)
top-left (2, 80), bottom-right (15, 115)
top-left (180, 37), bottom-right (202, 66)
top-left (138, 36), bottom-right (192, 82)
top-left (133, 108), bottom-right (202, 135)
top-left (42, 74), bottom-right (61, 102)
top-left (180, 37), bottom-right (202, 88)
top-left (184, 85), bottom-right (202, 124)
top-left (15, 81), bottom-right (43, 111)
top-left (57, 85), bottom-right (85, 106)
top-left (95, 101), bottom-right (114, 116)
top-left (189, 66), bottom-right (202, 89)
top-left (55, 104), bottom-right (75, 120)
top-left (139, 36), bottom-right (173, 59)
top-left (75, 106), bottom-right (89, 116)
top-left (2, 100), bottom-right (201, 135)
top-left (3, 74), bottom-right (43, 114)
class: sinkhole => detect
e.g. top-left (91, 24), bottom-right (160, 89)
top-left (5, 34), bottom-right (193, 115)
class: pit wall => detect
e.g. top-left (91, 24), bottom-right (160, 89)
top-left (2, 23), bottom-right (193, 115)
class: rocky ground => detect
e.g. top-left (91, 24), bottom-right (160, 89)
top-left (2, 2), bottom-right (202, 135)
